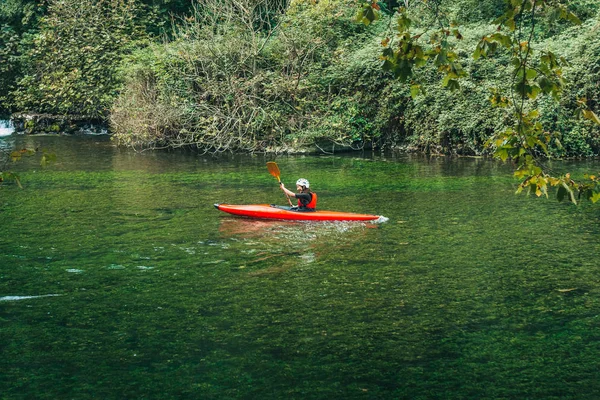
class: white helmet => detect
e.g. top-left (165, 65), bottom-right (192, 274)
top-left (296, 178), bottom-right (310, 188)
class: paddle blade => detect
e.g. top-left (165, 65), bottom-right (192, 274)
top-left (266, 162), bottom-right (280, 181)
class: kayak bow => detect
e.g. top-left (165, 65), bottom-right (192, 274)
top-left (214, 204), bottom-right (383, 222)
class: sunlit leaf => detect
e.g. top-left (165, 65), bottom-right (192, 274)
top-left (497, 148), bottom-right (509, 161)
top-left (397, 13), bottom-right (411, 31)
top-left (527, 85), bottom-right (541, 99)
top-left (410, 85), bottom-right (421, 99)
top-left (473, 45), bottom-right (482, 60)
top-left (526, 68), bottom-right (537, 80)
top-left (506, 18), bottom-right (516, 31)
top-left (561, 182), bottom-right (577, 205)
top-left (565, 11), bottom-right (581, 25)
top-left (582, 110), bottom-right (600, 125)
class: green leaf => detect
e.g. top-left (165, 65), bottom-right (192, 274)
top-left (561, 182), bottom-right (577, 205)
top-left (527, 85), bottom-right (541, 99)
top-left (506, 18), bottom-right (516, 31)
top-left (435, 49), bottom-right (448, 66)
top-left (442, 74), bottom-right (451, 87)
top-left (566, 11), bottom-right (582, 25)
top-left (497, 148), bottom-right (509, 161)
top-left (446, 79), bottom-right (460, 91)
top-left (393, 59), bottom-right (412, 82)
top-left (473, 45), bottom-right (482, 60)
top-left (511, 57), bottom-right (521, 69)
top-left (557, 185), bottom-right (566, 202)
top-left (410, 85), bottom-right (421, 99)
top-left (526, 68), bottom-right (537, 80)
top-left (554, 137), bottom-right (563, 150)
top-left (490, 33), bottom-right (512, 47)
top-left (515, 81), bottom-right (527, 98)
top-left (582, 110), bottom-right (600, 125)
top-left (381, 59), bottom-right (394, 72)
top-left (397, 14), bottom-right (411, 31)
top-left (538, 76), bottom-right (553, 94)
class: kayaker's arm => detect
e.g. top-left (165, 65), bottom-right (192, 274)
top-left (280, 183), bottom-right (297, 198)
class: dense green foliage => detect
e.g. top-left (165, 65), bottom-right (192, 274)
top-left (357, 0), bottom-right (600, 202)
top-left (1, 0), bottom-right (599, 159)
top-left (0, 0), bottom-right (193, 117)
top-left (12, 0), bottom-right (153, 118)
top-left (111, 0), bottom-right (366, 151)
top-left (0, 0), bottom-right (45, 115)
top-left (111, 0), bottom-right (600, 155)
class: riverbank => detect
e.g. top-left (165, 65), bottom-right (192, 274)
top-left (9, 113), bottom-right (107, 135)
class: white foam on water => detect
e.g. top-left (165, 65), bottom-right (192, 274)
top-left (180, 247), bottom-right (196, 255)
top-left (0, 294), bottom-right (62, 302)
top-left (299, 252), bottom-right (316, 263)
top-left (0, 120), bottom-right (14, 136)
top-left (372, 216), bottom-right (389, 224)
top-left (66, 269), bottom-right (84, 273)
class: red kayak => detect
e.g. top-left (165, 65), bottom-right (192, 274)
top-left (214, 204), bottom-right (383, 222)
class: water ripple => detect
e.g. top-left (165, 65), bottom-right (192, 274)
top-left (0, 294), bottom-right (62, 302)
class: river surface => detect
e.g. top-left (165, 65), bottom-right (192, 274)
top-left (1, 134), bottom-right (599, 399)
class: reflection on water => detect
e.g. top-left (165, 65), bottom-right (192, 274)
top-left (218, 216), bottom-right (301, 237)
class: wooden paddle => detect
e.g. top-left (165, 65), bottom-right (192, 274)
top-left (267, 161), bottom-right (293, 206)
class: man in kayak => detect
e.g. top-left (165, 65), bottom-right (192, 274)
top-left (278, 178), bottom-right (317, 211)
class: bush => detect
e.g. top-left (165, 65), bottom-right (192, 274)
top-left (111, 0), bottom-right (368, 152)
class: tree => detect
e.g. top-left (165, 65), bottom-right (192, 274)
top-left (110, 0), bottom-right (353, 153)
top-left (357, 0), bottom-right (600, 203)
top-left (12, 0), bottom-right (150, 118)
top-left (0, 0), bottom-right (46, 115)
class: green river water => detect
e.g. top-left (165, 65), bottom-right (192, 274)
top-left (1, 134), bottom-right (599, 399)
